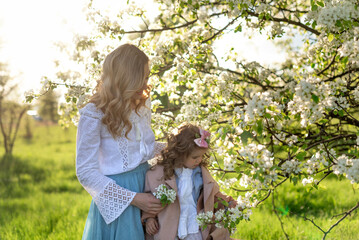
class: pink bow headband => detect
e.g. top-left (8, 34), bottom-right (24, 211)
top-left (194, 129), bottom-right (211, 148)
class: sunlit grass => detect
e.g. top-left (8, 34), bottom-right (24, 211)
top-left (233, 175), bottom-right (359, 240)
top-left (0, 122), bottom-right (90, 239)
top-left (0, 121), bottom-right (358, 239)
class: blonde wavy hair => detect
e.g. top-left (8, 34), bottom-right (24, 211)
top-left (89, 44), bottom-right (150, 138)
top-left (158, 124), bottom-right (210, 180)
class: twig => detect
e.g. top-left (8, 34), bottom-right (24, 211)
top-left (324, 68), bottom-right (359, 82)
top-left (295, 202), bottom-right (359, 240)
top-left (305, 134), bottom-right (356, 151)
top-left (124, 19), bottom-right (197, 34)
top-left (316, 171), bottom-right (333, 186)
top-left (322, 202), bottom-right (359, 240)
top-left (255, 190), bottom-right (272, 207)
top-left (315, 52), bottom-right (337, 76)
top-left (272, 190), bottom-right (290, 240)
top-left (154, 106), bottom-right (181, 113)
top-left (274, 177), bottom-right (289, 188)
top-left (201, 16), bottom-right (240, 44)
top-left (245, 10), bottom-right (320, 35)
top-left (302, 215), bottom-right (326, 234)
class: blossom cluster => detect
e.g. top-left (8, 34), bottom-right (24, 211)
top-left (333, 155), bottom-right (359, 184)
top-left (307, 0), bottom-right (359, 31)
top-left (196, 195), bottom-right (253, 234)
top-left (244, 91), bottom-right (282, 124)
top-left (238, 144), bottom-right (277, 189)
top-left (281, 159), bottom-right (302, 175)
top-left (153, 184), bottom-right (176, 206)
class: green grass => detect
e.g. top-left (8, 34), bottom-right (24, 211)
top-left (0, 121), bottom-right (358, 239)
top-left (0, 122), bottom-right (90, 240)
top-left (233, 177), bottom-right (359, 240)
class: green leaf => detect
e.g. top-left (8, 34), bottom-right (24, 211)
top-left (311, 94), bottom-right (319, 103)
top-left (317, 1), bottom-right (324, 7)
top-left (312, 21), bottom-right (317, 28)
top-left (291, 176), bottom-right (298, 185)
top-left (256, 120), bottom-right (263, 135)
top-left (338, 110), bottom-right (344, 117)
top-left (296, 152), bottom-right (306, 161)
top-left (264, 113), bottom-right (271, 118)
top-left (234, 24), bottom-right (242, 33)
top-left (328, 33), bottom-right (334, 42)
top-left (319, 119), bottom-right (328, 124)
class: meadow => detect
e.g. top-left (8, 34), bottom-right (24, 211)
top-left (0, 121), bottom-right (358, 239)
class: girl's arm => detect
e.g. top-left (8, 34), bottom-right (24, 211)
top-left (214, 192), bottom-right (237, 209)
top-left (141, 170), bottom-right (159, 223)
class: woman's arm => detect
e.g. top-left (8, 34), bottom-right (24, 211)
top-left (153, 142), bottom-right (166, 157)
top-left (76, 105), bottom-right (137, 224)
top-left (132, 193), bottom-right (163, 215)
top-left (140, 167), bottom-right (164, 222)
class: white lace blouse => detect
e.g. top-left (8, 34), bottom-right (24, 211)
top-left (76, 100), bottom-right (165, 224)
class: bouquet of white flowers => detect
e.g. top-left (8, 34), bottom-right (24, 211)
top-left (153, 184), bottom-right (176, 206)
top-left (196, 197), bottom-right (253, 234)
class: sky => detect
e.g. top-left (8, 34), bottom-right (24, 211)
top-left (0, 0), bottom-right (287, 101)
top-left (0, 0), bottom-right (89, 98)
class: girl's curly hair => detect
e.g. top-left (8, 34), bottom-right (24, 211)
top-left (158, 123), bottom-right (210, 180)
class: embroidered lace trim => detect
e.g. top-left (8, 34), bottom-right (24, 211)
top-left (154, 142), bottom-right (166, 157)
top-left (117, 128), bottom-right (130, 171)
top-left (94, 181), bottom-right (136, 224)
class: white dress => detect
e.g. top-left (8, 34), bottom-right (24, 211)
top-left (76, 99), bottom-right (165, 224)
top-left (175, 168), bottom-right (202, 240)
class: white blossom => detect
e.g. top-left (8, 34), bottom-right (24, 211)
top-left (153, 184), bottom-right (176, 205)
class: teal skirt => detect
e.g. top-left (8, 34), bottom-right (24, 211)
top-left (82, 162), bottom-right (150, 240)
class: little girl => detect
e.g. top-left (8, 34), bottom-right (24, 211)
top-left (142, 124), bottom-right (237, 240)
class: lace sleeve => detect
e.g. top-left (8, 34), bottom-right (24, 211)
top-left (153, 141), bottom-right (166, 157)
top-left (76, 104), bottom-right (136, 224)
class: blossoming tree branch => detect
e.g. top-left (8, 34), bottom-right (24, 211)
top-left (26, 0), bottom-right (359, 238)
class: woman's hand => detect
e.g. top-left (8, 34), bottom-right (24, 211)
top-left (131, 192), bottom-right (164, 215)
top-left (145, 217), bottom-right (159, 236)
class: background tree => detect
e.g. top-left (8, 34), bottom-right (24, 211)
top-left (38, 89), bottom-right (59, 123)
top-left (0, 63), bottom-right (28, 155)
top-left (27, 0), bottom-right (359, 238)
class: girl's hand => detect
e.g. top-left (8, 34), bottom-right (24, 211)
top-left (228, 200), bottom-right (238, 208)
top-left (145, 217), bottom-right (159, 236)
top-left (131, 192), bottom-right (164, 215)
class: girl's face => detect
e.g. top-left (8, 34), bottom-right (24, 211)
top-left (183, 148), bottom-right (208, 169)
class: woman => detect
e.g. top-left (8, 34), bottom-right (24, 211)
top-left (76, 44), bottom-right (165, 239)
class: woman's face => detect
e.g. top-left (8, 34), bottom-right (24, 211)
top-left (131, 64), bottom-right (149, 100)
top-left (183, 148), bottom-right (208, 169)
